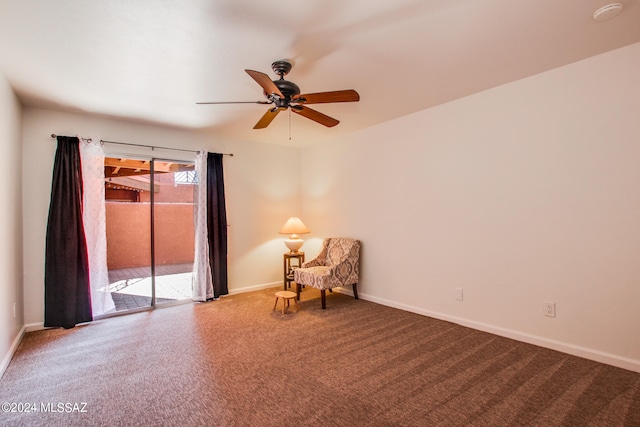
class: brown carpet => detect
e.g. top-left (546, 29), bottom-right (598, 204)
top-left (1, 287), bottom-right (639, 426)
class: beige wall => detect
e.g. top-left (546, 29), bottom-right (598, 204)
top-left (21, 109), bottom-right (301, 327)
top-left (301, 42), bottom-right (640, 371)
top-left (0, 72), bottom-right (23, 373)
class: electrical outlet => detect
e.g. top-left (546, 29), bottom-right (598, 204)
top-left (455, 287), bottom-right (463, 301)
top-left (543, 302), bottom-right (556, 317)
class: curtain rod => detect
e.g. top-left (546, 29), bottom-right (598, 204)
top-left (50, 134), bottom-right (233, 156)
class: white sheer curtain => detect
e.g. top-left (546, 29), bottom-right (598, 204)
top-left (192, 150), bottom-right (214, 301)
top-left (79, 137), bottom-right (115, 316)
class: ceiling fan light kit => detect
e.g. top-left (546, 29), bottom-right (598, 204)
top-left (198, 60), bottom-right (359, 130)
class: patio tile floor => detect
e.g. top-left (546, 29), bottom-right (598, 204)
top-left (108, 263), bottom-right (193, 311)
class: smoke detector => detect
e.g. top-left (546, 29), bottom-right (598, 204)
top-left (593, 3), bottom-right (624, 21)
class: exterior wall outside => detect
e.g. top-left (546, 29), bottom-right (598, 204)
top-left (106, 173), bottom-right (196, 270)
top-left (140, 183), bottom-right (193, 203)
top-left (105, 202), bottom-right (194, 269)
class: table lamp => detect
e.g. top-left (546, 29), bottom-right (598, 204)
top-left (279, 217), bottom-right (310, 253)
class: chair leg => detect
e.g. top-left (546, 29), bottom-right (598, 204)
top-left (296, 282), bottom-right (301, 300)
top-left (321, 290), bottom-right (326, 309)
top-left (352, 283), bottom-right (359, 300)
top-left (273, 296), bottom-right (279, 311)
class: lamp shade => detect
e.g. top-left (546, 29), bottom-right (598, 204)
top-left (279, 217), bottom-right (310, 253)
top-left (278, 217), bottom-right (310, 235)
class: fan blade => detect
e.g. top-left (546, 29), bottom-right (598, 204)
top-left (245, 70), bottom-right (284, 98)
top-left (254, 108), bottom-right (284, 129)
top-left (196, 101), bottom-right (271, 105)
top-left (293, 89), bottom-right (359, 104)
top-left (291, 106), bottom-right (339, 127)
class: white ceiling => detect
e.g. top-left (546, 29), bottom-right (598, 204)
top-left (1, 0), bottom-right (639, 146)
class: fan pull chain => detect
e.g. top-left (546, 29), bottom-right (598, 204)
top-left (289, 108), bottom-right (292, 140)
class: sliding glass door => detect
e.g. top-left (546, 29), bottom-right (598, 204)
top-left (150, 160), bottom-right (196, 306)
top-left (104, 156), bottom-right (195, 313)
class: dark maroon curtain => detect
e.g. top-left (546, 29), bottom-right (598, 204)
top-left (44, 136), bottom-right (93, 328)
top-left (207, 153), bottom-right (228, 298)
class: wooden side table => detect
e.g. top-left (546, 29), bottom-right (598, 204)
top-left (283, 252), bottom-right (305, 290)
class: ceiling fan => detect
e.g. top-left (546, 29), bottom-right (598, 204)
top-left (197, 60), bottom-right (360, 129)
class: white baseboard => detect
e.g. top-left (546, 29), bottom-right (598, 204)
top-left (349, 291), bottom-right (640, 373)
top-left (0, 325), bottom-right (25, 378)
top-left (228, 281), bottom-right (281, 295)
top-left (25, 322), bottom-right (45, 332)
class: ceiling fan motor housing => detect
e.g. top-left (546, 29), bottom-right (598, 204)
top-left (273, 79), bottom-right (300, 97)
top-left (269, 79), bottom-right (301, 108)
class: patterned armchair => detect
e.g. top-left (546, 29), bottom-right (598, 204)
top-left (293, 237), bottom-right (361, 309)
